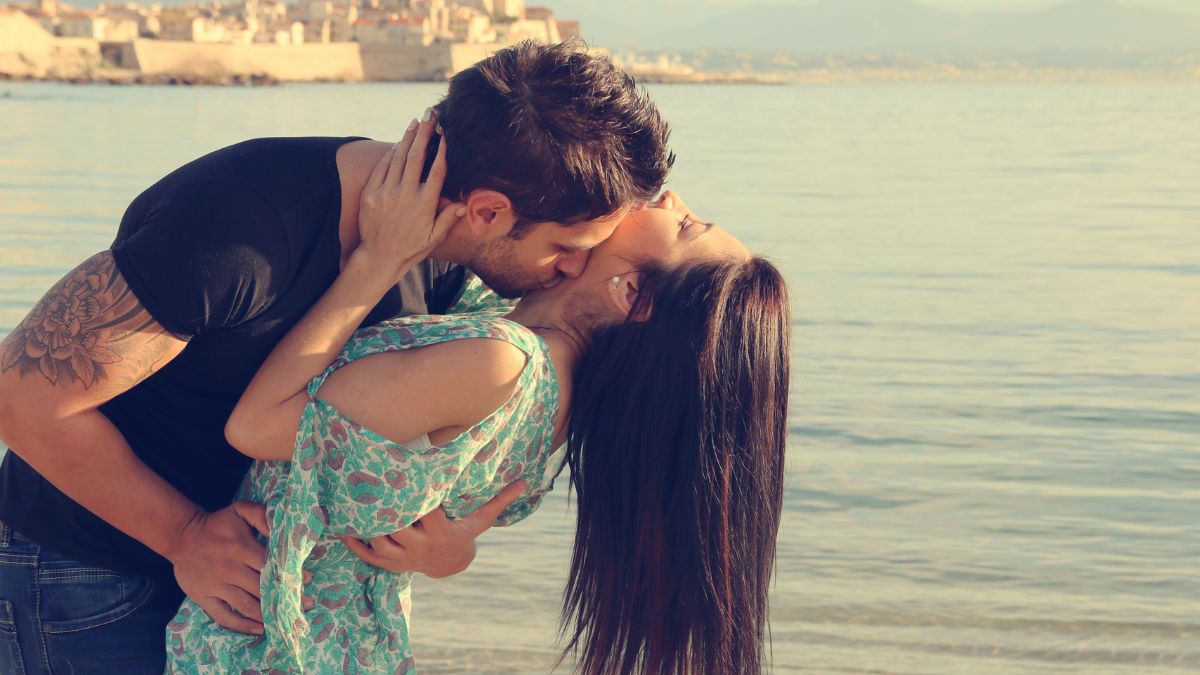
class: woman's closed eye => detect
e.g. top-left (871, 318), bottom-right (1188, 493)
top-left (678, 214), bottom-right (713, 237)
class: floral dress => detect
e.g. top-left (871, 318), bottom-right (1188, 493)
top-left (445, 270), bottom-right (518, 315)
top-left (165, 311), bottom-right (563, 675)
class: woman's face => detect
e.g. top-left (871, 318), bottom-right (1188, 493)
top-left (525, 190), bottom-right (750, 314)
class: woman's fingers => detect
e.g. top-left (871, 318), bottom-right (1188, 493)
top-left (424, 127), bottom-right (448, 196)
top-left (364, 141), bottom-right (397, 193)
top-left (431, 202), bottom-right (467, 245)
top-left (386, 118), bottom-right (422, 188)
top-left (401, 112), bottom-right (437, 191)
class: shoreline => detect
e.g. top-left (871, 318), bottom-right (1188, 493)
top-left (0, 68), bottom-right (282, 86)
top-left (4, 68), bottom-right (1198, 87)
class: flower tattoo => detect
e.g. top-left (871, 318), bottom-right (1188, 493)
top-left (1, 252), bottom-right (161, 388)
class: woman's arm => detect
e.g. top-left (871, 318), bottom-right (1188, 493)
top-left (226, 117), bottom-right (463, 460)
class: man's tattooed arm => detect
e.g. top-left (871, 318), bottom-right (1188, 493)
top-left (0, 251), bottom-right (223, 593)
top-left (0, 251), bottom-right (186, 394)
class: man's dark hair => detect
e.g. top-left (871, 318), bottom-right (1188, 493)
top-left (432, 40), bottom-right (674, 229)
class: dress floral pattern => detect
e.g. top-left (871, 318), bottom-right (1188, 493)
top-left (165, 312), bottom-right (563, 674)
top-left (446, 271), bottom-right (518, 315)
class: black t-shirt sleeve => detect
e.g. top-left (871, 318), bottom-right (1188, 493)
top-left (111, 177), bottom-right (290, 337)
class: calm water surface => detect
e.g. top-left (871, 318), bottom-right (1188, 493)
top-left (1, 81), bottom-right (1198, 673)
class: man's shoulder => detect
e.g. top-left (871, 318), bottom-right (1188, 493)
top-left (133, 137), bottom-right (367, 205)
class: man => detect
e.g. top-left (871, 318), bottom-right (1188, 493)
top-left (0, 40), bottom-right (672, 673)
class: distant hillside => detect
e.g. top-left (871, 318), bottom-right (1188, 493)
top-left (681, 0), bottom-right (1200, 52)
top-left (548, 0), bottom-right (1200, 52)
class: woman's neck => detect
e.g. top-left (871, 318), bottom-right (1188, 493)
top-left (506, 299), bottom-right (581, 446)
top-left (506, 298), bottom-right (583, 366)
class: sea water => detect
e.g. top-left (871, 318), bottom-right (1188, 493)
top-left (1, 80), bottom-right (1197, 673)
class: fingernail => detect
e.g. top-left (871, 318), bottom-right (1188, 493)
top-left (455, 207), bottom-right (467, 217)
top-left (435, 124), bottom-right (444, 135)
top-left (407, 118), bottom-right (418, 132)
top-left (422, 107), bottom-right (432, 122)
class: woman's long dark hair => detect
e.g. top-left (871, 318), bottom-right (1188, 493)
top-left (561, 257), bottom-right (791, 674)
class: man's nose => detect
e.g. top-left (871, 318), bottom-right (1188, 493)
top-left (555, 250), bottom-right (588, 279)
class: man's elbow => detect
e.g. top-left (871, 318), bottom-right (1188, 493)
top-left (0, 371), bottom-right (39, 450)
top-left (0, 380), bottom-right (12, 445)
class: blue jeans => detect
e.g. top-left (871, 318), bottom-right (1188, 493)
top-left (0, 521), bottom-right (183, 674)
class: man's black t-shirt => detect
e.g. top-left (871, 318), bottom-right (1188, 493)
top-left (0, 137), bottom-right (465, 580)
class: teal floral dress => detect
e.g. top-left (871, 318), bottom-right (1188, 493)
top-left (446, 270), bottom-right (518, 315)
top-left (165, 310), bottom-right (561, 674)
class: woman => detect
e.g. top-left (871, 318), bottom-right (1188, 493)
top-left (166, 119), bottom-right (790, 675)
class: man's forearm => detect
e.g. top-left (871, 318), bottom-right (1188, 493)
top-left (0, 406), bottom-right (202, 562)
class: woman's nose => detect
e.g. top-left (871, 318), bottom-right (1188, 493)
top-left (660, 190), bottom-right (683, 212)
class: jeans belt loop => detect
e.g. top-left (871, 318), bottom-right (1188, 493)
top-left (0, 520), bottom-right (11, 548)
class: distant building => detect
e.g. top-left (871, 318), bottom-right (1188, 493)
top-left (158, 9), bottom-right (229, 43)
top-left (58, 12), bottom-right (139, 41)
top-left (448, 5), bottom-right (492, 43)
top-left (302, 18), bottom-right (331, 43)
top-left (1, 0), bottom-right (590, 83)
top-left (304, 1), bottom-right (331, 21)
top-left (493, 0), bottom-right (522, 20)
top-left (251, 19), bottom-right (303, 44)
top-left (98, 4), bottom-right (157, 38)
top-left (496, 16), bottom-right (554, 44)
top-left (18, 5), bottom-right (56, 34)
top-left (457, 0), bottom-right (492, 16)
top-left (556, 19), bottom-right (578, 41)
top-left (353, 15), bottom-right (431, 45)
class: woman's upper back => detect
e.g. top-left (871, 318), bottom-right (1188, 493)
top-left (246, 311), bottom-right (566, 538)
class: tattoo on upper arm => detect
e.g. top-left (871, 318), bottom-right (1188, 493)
top-left (0, 251), bottom-right (179, 389)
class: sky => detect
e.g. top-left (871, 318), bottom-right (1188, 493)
top-left (547, 0), bottom-right (1200, 50)
top-left (684, 0), bottom-right (1200, 14)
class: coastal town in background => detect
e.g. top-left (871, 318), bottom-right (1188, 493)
top-left (2, 0), bottom-right (1200, 85)
top-left (0, 0), bottom-right (767, 84)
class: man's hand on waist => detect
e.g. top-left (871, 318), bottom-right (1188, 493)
top-left (169, 501), bottom-right (272, 634)
top-left (343, 480), bottom-right (526, 579)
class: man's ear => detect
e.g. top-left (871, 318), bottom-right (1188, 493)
top-left (462, 190), bottom-right (516, 239)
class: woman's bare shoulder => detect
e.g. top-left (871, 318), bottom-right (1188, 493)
top-left (316, 337), bottom-right (529, 446)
